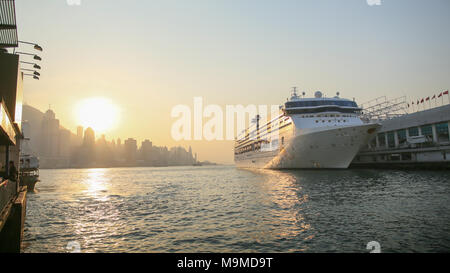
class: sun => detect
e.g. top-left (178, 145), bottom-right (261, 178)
top-left (75, 97), bottom-right (120, 133)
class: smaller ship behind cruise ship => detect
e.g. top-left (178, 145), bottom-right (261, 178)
top-left (234, 88), bottom-right (380, 169)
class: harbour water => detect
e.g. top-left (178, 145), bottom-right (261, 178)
top-left (23, 165), bottom-right (450, 253)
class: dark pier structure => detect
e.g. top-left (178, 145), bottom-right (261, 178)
top-left (0, 0), bottom-right (27, 253)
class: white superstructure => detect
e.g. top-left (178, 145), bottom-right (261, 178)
top-left (234, 89), bottom-right (380, 169)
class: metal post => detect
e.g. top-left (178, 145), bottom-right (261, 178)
top-left (448, 121), bottom-right (450, 142)
top-left (5, 145), bottom-right (9, 179)
top-left (432, 124), bottom-right (438, 143)
top-left (394, 131), bottom-right (399, 148)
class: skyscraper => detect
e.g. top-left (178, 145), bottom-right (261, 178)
top-left (76, 126), bottom-right (84, 146)
top-left (141, 139), bottom-right (153, 162)
top-left (81, 127), bottom-right (96, 164)
top-left (124, 138), bottom-right (137, 163)
top-left (58, 129), bottom-right (71, 157)
top-left (83, 127), bottom-right (95, 147)
top-left (40, 109), bottom-right (60, 157)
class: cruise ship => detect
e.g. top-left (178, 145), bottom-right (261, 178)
top-left (234, 89), bottom-right (381, 169)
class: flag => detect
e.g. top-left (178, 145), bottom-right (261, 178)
top-left (438, 93), bottom-right (443, 98)
top-left (444, 90), bottom-right (449, 95)
top-left (417, 100), bottom-right (419, 104)
top-left (421, 98), bottom-right (424, 103)
top-left (407, 103), bottom-right (410, 108)
top-left (412, 101), bottom-right (414, 105)
top-left (432, 95), bottom-right (436, 99)
top-left (426, 97), bottom-right (430, 101)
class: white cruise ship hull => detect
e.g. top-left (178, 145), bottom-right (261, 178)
top-left (235, 123), bottom-right (379, 169)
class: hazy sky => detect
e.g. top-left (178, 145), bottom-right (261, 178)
top-left (15, 0), bottom-right (450, 163)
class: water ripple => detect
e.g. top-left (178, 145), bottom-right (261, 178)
top-left (23, 166), bottom-right (450, 253)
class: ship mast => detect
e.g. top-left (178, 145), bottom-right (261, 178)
top-left (290, 87), bottom-right (299, 100)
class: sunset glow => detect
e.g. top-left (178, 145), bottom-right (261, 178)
top-left (75, 97), bottom-right (120, 133)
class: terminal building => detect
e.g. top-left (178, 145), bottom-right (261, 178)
top-left (352, 98), bottom-right (450, 169)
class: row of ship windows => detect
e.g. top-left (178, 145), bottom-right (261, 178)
top-left (285, 100), bottom-right (358, 108)
top-left (245, 114), bottom-right (353, 134)
top-left (239, 121), bottom-right (291, 143)
top-left (315, 120), bottom-right (348, 123)
top-left (300, 114), bottom-right (355, 118)
top-left (235, 138), bottom-right (285, 155)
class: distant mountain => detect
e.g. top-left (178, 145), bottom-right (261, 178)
top-left (22, 104), bottom-right (77, 157)
top-left (22, 104), bottom-right (45, 125)
top-left (22, 104), bottom-right (45, 152)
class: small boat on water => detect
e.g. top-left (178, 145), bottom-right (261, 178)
top-left (19, 154), bottom-right (39, 192)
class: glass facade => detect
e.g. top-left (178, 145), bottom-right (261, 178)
top-left (372, 121), bottom-right (449, 152)
top-left (408, 127), bottom-right (419, 137)
top-left (378, 133), bottom-right (386, 147)
top-left (436, 122), bottom-right (449, 142)
top-left (387, 132), bottom-right (395, 148)
top-left (421, 125), bottom-right (433, 137)
top-left (397, 129), bottom-right (407, 145)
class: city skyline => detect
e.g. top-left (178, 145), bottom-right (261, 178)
top-left (22, 104), bottom-right (203, 168)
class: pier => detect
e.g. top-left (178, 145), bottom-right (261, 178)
top-left (352, 101), bottom-right (450, 169)
top-left (0, 0), bottom-right (27, 253)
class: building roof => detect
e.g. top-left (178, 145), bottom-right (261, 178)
top-left (0, 0), bottom-right (18, 48)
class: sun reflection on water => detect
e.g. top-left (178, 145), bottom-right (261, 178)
top-left (82, 169), bottom-right (110, 201)
top-left (70, 168), bottom-right (126, 252)
top-left (245, 168), bottom-right (314, 249)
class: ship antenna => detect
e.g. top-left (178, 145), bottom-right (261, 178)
top-left (291, 87), bottom-right (298, 99)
